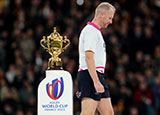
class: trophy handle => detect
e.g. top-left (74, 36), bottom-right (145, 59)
top-left (40, 36), bottom-right (48, 50)
top-left (63, 36), bottom-right (70, 51)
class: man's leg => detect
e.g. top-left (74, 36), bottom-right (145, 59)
top-left (97, 98), bottom-right (114, 115)
top-left (81, 97), bottom-right (98, 115)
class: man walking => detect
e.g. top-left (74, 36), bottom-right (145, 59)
top-left (77, 2), bottom-right (115, 115)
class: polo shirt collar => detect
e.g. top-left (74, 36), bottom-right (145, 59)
top-left (87, 22), bottom-right (102, 33)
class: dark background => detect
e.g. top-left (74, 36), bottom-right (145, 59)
top-left (0, 0), bottom-right (160, 115)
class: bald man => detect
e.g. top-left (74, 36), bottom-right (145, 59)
top-left (77, 2), bottom-right (115, 115)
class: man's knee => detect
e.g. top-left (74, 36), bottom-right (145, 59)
top-left (81, 98), bottom-right (98, 115)
top-left (100, 109), bottom-right (114, 115)
top-left (107, 108), bottom-right (114, 115)
top-left (99, 110), bottom-right (114, 115)
top-left (98, 98), bottom-right (114, 115)
top-left (103, 106), bottom-right (114, 115)
top-left (110, 109), bottom-right (114, 115)
top-left (81, 110), bottom-right (95, 115)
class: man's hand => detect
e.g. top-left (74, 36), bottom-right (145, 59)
top-left (93, 81), bottom-right (104, 93)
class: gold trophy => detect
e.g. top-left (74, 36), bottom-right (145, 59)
top-left (40, 27), bottom-right (70, 70)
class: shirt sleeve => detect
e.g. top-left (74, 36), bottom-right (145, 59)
top-left (84, 29), bottom-right (98, 53)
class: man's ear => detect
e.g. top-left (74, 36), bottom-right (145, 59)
top-left (101, 12), bottom-right (107, 18)
top-left (99, 12), bottom-right (104, 18)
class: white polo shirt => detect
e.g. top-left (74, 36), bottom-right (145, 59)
top-left (78, 22), bottom-right (106, 73)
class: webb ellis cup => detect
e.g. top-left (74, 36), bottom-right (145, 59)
top-left (40, 27), bottom-right (70, 69)
top-left (38, 27), bottom-right (73, 115)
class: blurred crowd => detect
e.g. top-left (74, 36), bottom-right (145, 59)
top-left (0, 0), bottom-right (160, 115)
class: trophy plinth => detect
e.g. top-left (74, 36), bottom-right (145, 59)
top-left (40, 27), bottom-right (70, 70)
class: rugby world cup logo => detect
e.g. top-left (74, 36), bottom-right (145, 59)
top-left (46, 77), bottom-right (64, 100)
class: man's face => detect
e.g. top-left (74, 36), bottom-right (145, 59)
top-left (101, 9), bottom-right (115, 28)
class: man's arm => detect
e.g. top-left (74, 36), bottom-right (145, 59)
top-left (85, 51), bottom-right (104, 93)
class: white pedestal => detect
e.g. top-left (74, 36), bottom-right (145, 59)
top-left (38, 70), bottom-right (73, 115)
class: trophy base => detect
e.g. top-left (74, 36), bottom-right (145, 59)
top-left (48, 58), bottom-right (63, 70)
top-left (48, 66), bottom-right (63, 70)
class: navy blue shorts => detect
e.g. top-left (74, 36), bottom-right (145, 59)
top-left (77, 70), bottom-right (110, 101)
